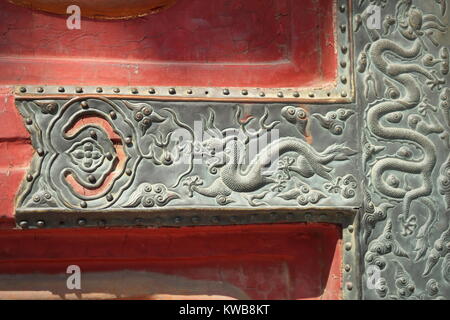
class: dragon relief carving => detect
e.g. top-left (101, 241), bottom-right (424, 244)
top-left (358, 0), bottom-right (450, 299)
top-left (16, 95), bottom-right (358, 212)
top-left (183, 106), bottom-right (356, 206)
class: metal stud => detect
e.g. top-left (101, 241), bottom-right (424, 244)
top-left (88, 175), bottom-right (96, 183)
top-left (169, 88), bottom-right (176, 95)
top-left (341, 91), bottom-right (348, 97)
top-left (241, 89), bottom-right (248, 96)
top-left (18, 220), bottom-right (29, 229)
top-left (96, 87), bottom-right (103, 93)
top-left (340, 61), bottom-right (347, 68)
top-left (345, 242), bottom-right (352, 251)
top-left (77, 218), bottom-right (87, 226)
top-left (25, 118), bottom-right (33, 125)
top-left (26, 174), bottom-right (33, 182)
top-left (58, 87), bottom-right (65, 93)
top-left (293, 91), bottom-right (300, 98)
top-left (344, 264), bottom-right (351, 272)
top-left (37, 148), bottom-right (44, 156)
top-left (339, 4), bottom-right (346, 13)
top-left (187, 89), bottom-right (193, 95)
top-left (125, 137), bottom-right (132, 145)
top-left (131, 88), bottom-right (138, 94)
top-left (109, 111), bottom-right (117, 119)
top-left (19, 87), bottom-right (26, 93)
top-left (341, 76), bottom-right (347, 84)
top-left (308, 92), bottom-right (315, 98)
top-left (125, 168), bottom-right (132, 176)
top-left (106, 194), bottom-right (113, 202)
top-left (36, 220), bottom-right (46, 228)
top-left (37, 87), bottom-right (44, 93)
top-left (341, 46), bottom-right (348, 54)
top-left (149, 88), bottom-right (156, 94)
top-left (80, 101), bottom-right (89, 109)
top-left (89, 130), bottom-right (97, 139)
top-left (75, 87), bottom-right (83, 93)
top-left (80, 201), bottom-right (87, 208)
top-left (223, 89), bottom-right (230, 95)
top-left (259, 92), bottom-right (265, 97)
top-left (346, 282), bottom-right (353, 291)
top-left (340, 24), bottom-right (347, 33)
top-left (113, 88), bottom-right (120, 93)
top-left (106, 152), bottom-right (113, 160)
top-left (348, 225), bottom-right (354, 233)
top-left (277, 91), bottom-right (284, 98)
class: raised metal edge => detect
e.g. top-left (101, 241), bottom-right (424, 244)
top-left (13, 0), bottom-right (354, 103)
top-left (16, 206), bottom-right (360, 300)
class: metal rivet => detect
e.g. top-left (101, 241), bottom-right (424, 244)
top-left (340, 61), bottom-right (347, 68)
top-left (97, 219), bottom-right (106, 227)
top-left (340, 24), bottom-right (346, 33)
top-left (78, 218), bottom-right (87, 226)
top-left (339, 4), bottom-right (346, 13)
top-left (37, 87), bottom-right (44, 93)
top-left (113, 88), bottom-right (120, 93)
top-left (345, 242), bottom-right (352, 251)
top-left (131, 88), bottom-right (138, 94)
top-left (25, 118), bottom-right (33, 125)
top-left (89, 130), bottom-right (96, 139)
top-left (19, 220), bottom-right (29, 229)
top-left (109, 111), bottom-right (117, 119)
top-left (348, 225), bottom-right (354, 233)
top-left (96, 87), bottom-right (103, 93)
top-left (106, 152), bottom-right (113, 160)
top-left (80, 101), bottom-right (89, 109)
top-left (75, 87), bottom-right (83, 93)
top-left (169, 88), bottom-right (176, 95)
top-left (241, 89), bottom-right (248, 96)
top-left (58, 87), bottom-right (65, 93)
top-left (125, 137), bottom-right (132, 145)
top-left (277, 91), bottom-right (284, 98)
top-left (80, 201), bottom-right (87, 208)
top-left (341, 46), bottom-right (348, 54)
top-left (125, 168), bottom-right (132, 176)
top-left (26, 174), bottom-right (33, 182)
top-left (341, 91), bottom-right (348, 97)
top-left (293, 91), bottom-right (300, 98)
top-left (149, 88), bottom-right (156, 94)
top-left (346, 282), bottom-right (353, 291)
top-left (36, 220), bottom-right (45, 228)
top-left (106, 194), bottom-right (113, 202)
top-left (19, 87), bottom-right (26, 93)
top-left (211, 216), bottom-right (219, 223)
top-left (344, 264), bottom-right (351, 272)
top-left (37, 148), bottom-right (44, 156)
top-left (223, 89), bottom-right (230, 95)
top-left (340, 76), bottom-right (347, 84)
top-left (88, 175), bottom-right (96, 183)
top-left (187, 89), bottom-right (193, 94)
top-left (33, 195), bottom-right (40, 203)
top-left (308, 92), bottom-right (315, 98)
top-left (259, 92), bottom-right (265, 97)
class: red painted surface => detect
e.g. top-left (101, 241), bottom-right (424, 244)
top-left (0, 223), bottom-right (343, 300)
top-left (0, 0), bottom-right (336, 87)
top-left (0, 0), bottom-right (343, 300)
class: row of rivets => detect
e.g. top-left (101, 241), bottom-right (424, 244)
top-left (17, 86), bottom-right (349, 99)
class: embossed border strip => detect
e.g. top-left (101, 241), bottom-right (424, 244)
top-left (13, 0), bottom-right (354, 104)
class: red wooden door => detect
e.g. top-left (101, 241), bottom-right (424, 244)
top-left (0, 0), bottom-right (350, 300)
